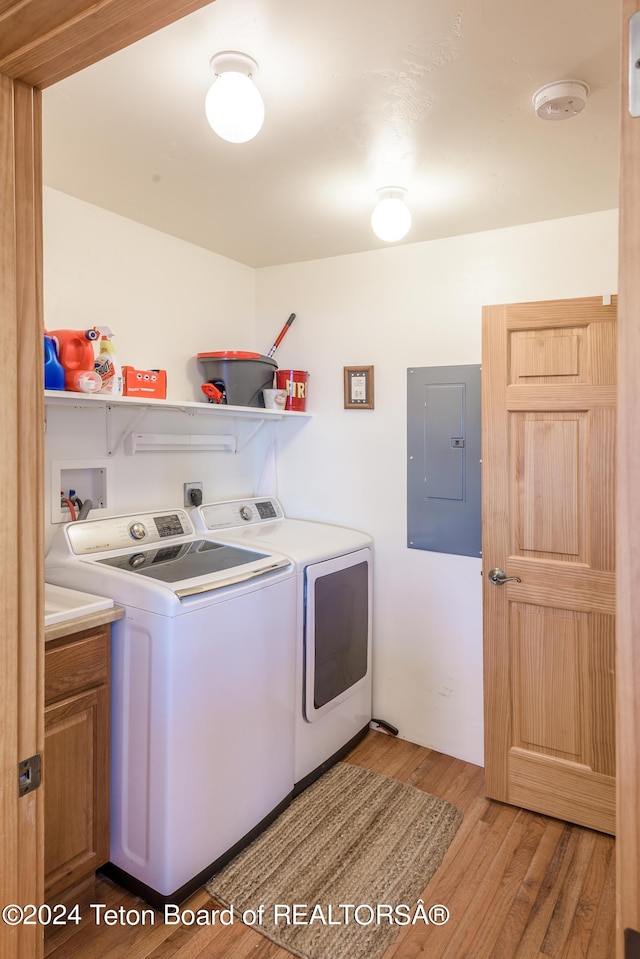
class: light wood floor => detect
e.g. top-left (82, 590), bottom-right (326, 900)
top-left (44, 731), bottom-right (615, 959)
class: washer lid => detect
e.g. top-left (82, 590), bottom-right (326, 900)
top-left (97, 538), bottom-right (268, 582)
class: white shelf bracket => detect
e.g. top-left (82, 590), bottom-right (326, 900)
top-left (105, 405), bottom-right (147, 455)
top-left (235, 418), bottom-right (267, 452)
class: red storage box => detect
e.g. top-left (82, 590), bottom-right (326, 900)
top-left (122, 366), bottom-right (167, 399)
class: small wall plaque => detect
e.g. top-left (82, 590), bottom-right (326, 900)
top-left (344, 366), bottom-right (374, 410)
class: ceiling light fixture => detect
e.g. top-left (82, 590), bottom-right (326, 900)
top-left (205, 51), bottom-right (265, 143)
top-left (371, 187), bottom-right (412, 242)
top-left (532, 80), bottom-right (589, 121)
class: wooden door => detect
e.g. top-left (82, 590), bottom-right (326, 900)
top-left (482, 296), bottom-right (616, 835)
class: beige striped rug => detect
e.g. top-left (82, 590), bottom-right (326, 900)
top-left (206, 761), bottom-right (462, 959)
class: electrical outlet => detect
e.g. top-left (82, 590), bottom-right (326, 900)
top-left (184, 482), bottom-right (203, 507)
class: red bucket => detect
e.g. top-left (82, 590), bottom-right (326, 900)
top-left (275, 369), bottom-right (309, 411)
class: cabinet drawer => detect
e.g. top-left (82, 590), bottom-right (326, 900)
top-left (45, 629), bottom-right (109, 704)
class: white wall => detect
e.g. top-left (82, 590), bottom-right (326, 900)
top-left (43, 188), bottom-right (264, 547)
top-left (255, 209), bottom-right (619, 765)
top-left (43, 192), bottom-right (619, 765)
top-left (44, 187), bottom-right (256, 400)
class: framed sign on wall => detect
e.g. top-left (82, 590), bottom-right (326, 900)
top-left (344, 365), bottom-right (374, 410)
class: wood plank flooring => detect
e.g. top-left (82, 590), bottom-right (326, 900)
top-left (44, 731), bottom-right (615, 959)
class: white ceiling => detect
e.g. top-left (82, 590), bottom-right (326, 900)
top-left (41, 0), bottom-right (620, 269)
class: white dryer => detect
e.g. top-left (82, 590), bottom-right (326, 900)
top-left (45, 507), bottom-right (296, 907)
top-left (191, 497), bottom-right (373, 792)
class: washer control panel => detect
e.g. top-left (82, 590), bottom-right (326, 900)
top-left (65, 509), bottom-right (195, 554)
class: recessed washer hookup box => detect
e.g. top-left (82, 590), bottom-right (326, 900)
top-left (122, 366), bottom-right (167, 399)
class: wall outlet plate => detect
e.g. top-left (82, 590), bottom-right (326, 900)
top-left (184, 482), bottom-right (203, 507)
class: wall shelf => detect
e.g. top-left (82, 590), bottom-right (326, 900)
top-left (44, 390), bottom-right (312, 454)
top-left (44, 390), bottom-right (311, 421)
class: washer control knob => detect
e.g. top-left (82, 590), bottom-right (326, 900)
top-left (239, 505), bottom-right (253, 522)
top-left (129, 522), bottom-right (147, 541)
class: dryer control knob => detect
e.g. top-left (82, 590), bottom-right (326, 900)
top-left (239, 505), bottom-right (253, 522)
top-left (129, 522), bottom-right (148, 540)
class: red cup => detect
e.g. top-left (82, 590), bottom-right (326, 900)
top-left (275, 369), bottom-right (309, 411)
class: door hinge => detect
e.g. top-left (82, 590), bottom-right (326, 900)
top-left (19, 754), bottom-right (42, 797)
top-left (629, 12), bottom-right (640, 117)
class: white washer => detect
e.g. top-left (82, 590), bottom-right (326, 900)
top-left (45, 507), bottom-right (296, 907)
top-left (191, 497), bottom-right (373, 792)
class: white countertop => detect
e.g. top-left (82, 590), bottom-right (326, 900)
top-left (45, 583), bottom-right (114, 627)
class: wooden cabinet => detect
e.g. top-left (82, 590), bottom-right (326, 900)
top-left (44, 620), bottom-right (113, 899)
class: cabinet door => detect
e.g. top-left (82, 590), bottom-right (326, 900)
top-left (44, 685), bottom-right (109, 898)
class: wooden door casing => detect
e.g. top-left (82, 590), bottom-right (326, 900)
top-left (617, 0), bottom-right (640, 953)
top-left (0, 74), bottom-right (45, 959)
top-left (482, 296), bottom-right (616, 836)
top-left (1, 2), bottom-right (638, 956)
top-left (0, 3), bottom-right (217, 957)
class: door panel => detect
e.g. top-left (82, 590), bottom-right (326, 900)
top-left (482, 296), bottom-right (616, 836)
top-left (515, 414), bottom-right (585, 559)
top-left (511, 603), bottom-right (585, 760)
top-left (510, 327), bottom-right (584, 383)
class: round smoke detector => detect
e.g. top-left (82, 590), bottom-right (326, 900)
top-left (532, 80), bottom-right (590, 120)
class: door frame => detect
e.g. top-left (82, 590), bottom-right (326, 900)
top-left (0, 72), bottom-right (44, 959)
top-left (0, 3), bottom-right (215, 956)
top-left (616, 1), bottom-right (640, 954)
top-left (1, 3), bottom-right (637, 958)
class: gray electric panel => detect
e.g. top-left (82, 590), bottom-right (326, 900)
top-left (407, 365), bottom-right (481, 558)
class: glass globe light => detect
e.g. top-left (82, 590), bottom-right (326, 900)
top-left (371, 187), bottom-right (412, 242)
top-left (205, 52), bottom-right (265, 144)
